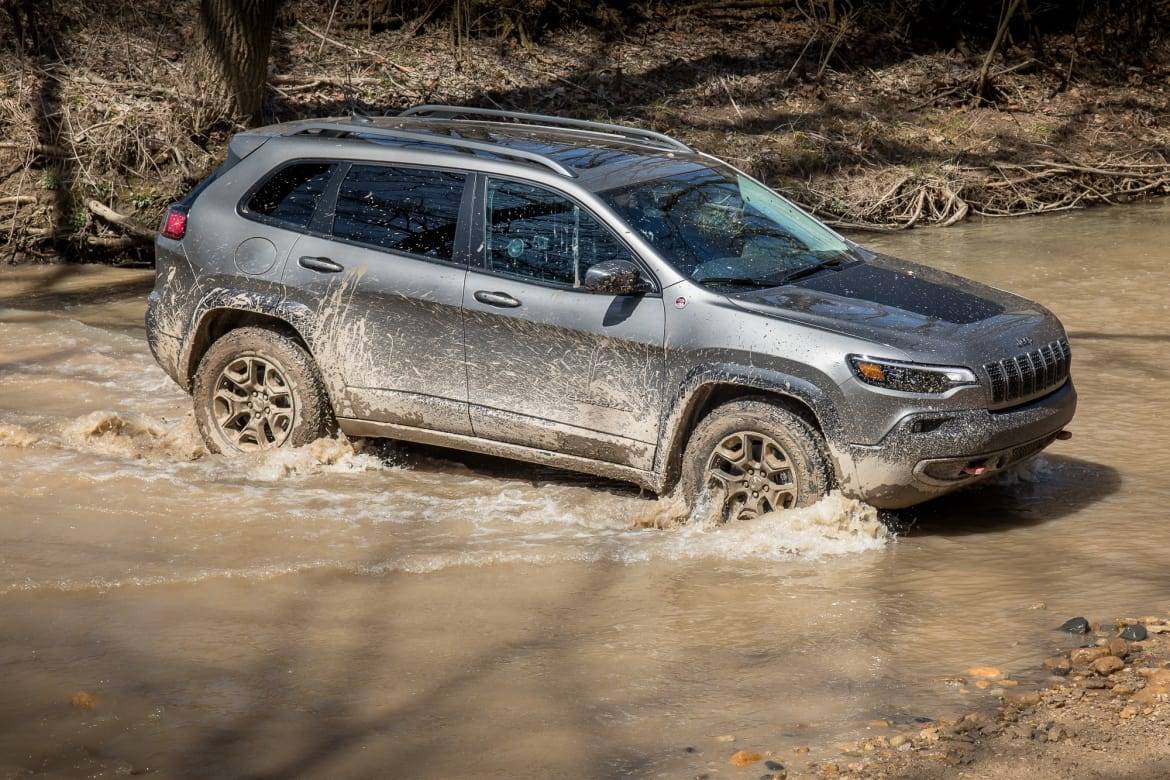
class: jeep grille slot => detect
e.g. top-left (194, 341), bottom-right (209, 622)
top-left (984, 339), bottom-right (1070, 406)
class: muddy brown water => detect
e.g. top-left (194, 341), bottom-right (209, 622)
top-left (2, 201), bottom-right (1169, 777)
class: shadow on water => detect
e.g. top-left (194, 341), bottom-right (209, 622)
top-left (0, 269), bottom-right (154, 310)
top-left (891, 454), bottom-right (1121, 538)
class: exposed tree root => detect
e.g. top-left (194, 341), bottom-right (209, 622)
top-left (791, 154), bottom-right (1170, 231)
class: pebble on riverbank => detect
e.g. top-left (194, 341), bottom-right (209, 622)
top-left (781, 612), bottom-right (1170, 778)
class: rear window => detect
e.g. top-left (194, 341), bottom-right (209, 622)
top-left (332, 164), bottom-right (466, 261)
top-left (246, 162), bottom-right (335, 228)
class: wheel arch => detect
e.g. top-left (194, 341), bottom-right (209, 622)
top-left (654, 367), bottom-right (844, 494)
top-left (179, 290), bottom-right (320, 392)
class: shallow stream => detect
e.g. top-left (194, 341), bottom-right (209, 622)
top-left (2, 202), bottom-right (1168, 776)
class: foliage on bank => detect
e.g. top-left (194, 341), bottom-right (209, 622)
top-left (1, 0), bottom-right (1169, 261)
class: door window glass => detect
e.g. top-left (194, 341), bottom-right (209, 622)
top-left (332, 165), bottom-right (466, 261)
top-left (485, 178), bottom-right (638, 286)
top-left (246, 162), bottom-right (335, 228)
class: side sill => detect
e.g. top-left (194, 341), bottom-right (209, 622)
top-left (337, 417), bottom-right (662, 492)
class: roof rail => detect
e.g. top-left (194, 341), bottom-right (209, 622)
top-left (399, 104), bottom-right (693, 153)
top-left (287, 120), bottom-right (576, 178)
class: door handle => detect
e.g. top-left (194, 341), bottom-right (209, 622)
top-left (298, 255), bottom-right (344, 273)
top-left (473, 290), bottom-right (522, 308)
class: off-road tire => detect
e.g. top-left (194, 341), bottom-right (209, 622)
top-left (679, 398), bottom-right (832, 522)
top-left (193, 326), bottom-right (335, 454)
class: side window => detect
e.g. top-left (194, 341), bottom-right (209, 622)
top-left (246, 162), bottom-right (335, 228)
top-left (485, 178), bottom-right (640, 287)
top-left (332, 165), bottom-right (466, 261)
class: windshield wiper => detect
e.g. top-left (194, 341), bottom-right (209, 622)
top-left (776, 256), bottom-right (845, 285)
top-left (695, 276), bottom-right (777, 289)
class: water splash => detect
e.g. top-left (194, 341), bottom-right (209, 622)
top-left (0, 422), bottom-right (39, 448)
top-left (62, 410), bottom-right (205, 461)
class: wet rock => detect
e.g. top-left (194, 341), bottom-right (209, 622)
top-left (966, 666), bottom-right (1002, 679)
top-left (932, 675), bottom-right (967, 688)
top-left (1111, 677), bottom-right (1144, 695)
top-left (1120, 624), bottom-right (1149, 641)
top-left (1043, 655), bottom-right (1072, 675)
top-left (70, 691), bottom-right (96, 710)
top-left (1090, 655), bottom-right (1125, 676)
top-left (684, 746), bottom-right (698, 753)
top-left (1108, 638), bottom-right (1130, 657)
top-left (715, 734), bottom-right (736, 743)
top-left (1005, 690), bottom-right (1042, 708)
top-left (1133, 668), bottom-right (1170, 704)
top-left (999, 679), bottom-right (1020, 688)
top-left (865, 719), bottom-right (890, 729)
top-left (764, 759), bottom-right (784, 771)
top-left (729, 750), bottom-right (763, 768)
top-left (1071, 646), bottom-right (1110, 667)
top-left (1060, 616), bottom-right (1091, 634)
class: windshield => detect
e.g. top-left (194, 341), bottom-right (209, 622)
top-left (599, 166), bottom-right (852, 288)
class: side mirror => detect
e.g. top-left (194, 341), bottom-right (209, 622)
top-left (583, 259), bottom-right (649, 295)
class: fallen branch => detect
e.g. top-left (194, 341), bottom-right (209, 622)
top-left (85, 235), bottom-right (149, 249)
top-left (85, 200), bottom-right (154, 241)
top-left (0, 142), bottom-right (69, 158)
top-left (295, 20), bottom-right (415, 77)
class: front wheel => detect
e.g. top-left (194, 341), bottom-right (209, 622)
top-left (679, 398), bottom-right (832, 523)
top-left (193, 326), bottom-right (336, 454)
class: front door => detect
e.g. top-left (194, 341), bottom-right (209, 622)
top-left (281, 161), bottom-right (473, 433)
top-left (462, 176), bottom-right (666, 470)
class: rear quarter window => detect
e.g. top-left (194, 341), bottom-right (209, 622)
top-left (245, 162), bottom-right (336, 228)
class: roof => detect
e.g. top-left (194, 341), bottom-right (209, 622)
top-left (259, 113), bottom-right (717, 192)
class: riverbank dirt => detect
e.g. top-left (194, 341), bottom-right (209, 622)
top-left (3, 2), bottom-right (1170, 260)
top-left (720, 613), bottom-right (1170, 779)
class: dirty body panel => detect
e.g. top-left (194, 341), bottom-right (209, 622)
top-left (147, 111), bottom-right (1077, 510)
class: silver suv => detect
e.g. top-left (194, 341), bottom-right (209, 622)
top-left (146, 105), bottom-right (1076, 520)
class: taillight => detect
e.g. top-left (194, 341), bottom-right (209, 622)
top-left (160, 207), bottom-right (187, 240)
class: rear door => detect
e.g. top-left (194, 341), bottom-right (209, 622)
top-left (462, 175), bottom-right (667, 470)
top-left (280, 161), bottom-right (474, 433)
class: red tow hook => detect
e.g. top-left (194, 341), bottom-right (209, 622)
top-left (1056, 430), bottom-right (1073, 441)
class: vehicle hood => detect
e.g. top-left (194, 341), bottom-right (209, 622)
top-left (726, 253), bottom-right (1067, 363)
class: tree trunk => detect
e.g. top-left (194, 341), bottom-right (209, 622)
top-left (191, 0), bottom-right (279, 130)
top-left (972, 0), bottom-right (1024, 105)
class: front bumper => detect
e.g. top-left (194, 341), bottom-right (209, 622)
top-left (833, 380), bottom-right (1077, 509)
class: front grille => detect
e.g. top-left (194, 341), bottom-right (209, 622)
top-left (984, 339), bottom-right (1071, 405)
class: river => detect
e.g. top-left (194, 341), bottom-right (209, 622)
top-left (1, 201), bottom-right (1168, 777)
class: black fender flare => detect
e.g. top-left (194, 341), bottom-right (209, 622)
top-left (652, 363), bottom-right (845, 489)
top-left (179, 286), bottom-right (330, 395)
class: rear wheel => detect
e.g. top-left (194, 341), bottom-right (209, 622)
top-left (680, 398), bottom-right (832, 523)
top-left (193, 326), bottom-right (335, 454)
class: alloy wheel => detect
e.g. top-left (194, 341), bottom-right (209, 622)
top-left (211, 355), bottom-right (296, 450)
top-left (704, 430), bottom-right (797, 521)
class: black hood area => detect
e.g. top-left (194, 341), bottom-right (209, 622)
top-left (791, 259), bottom-right (1005, 325)
top-left (726, 252), bottom-right (1063, 360)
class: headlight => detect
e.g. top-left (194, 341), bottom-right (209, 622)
top-left (848, 355), bottom-right (978, 394)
